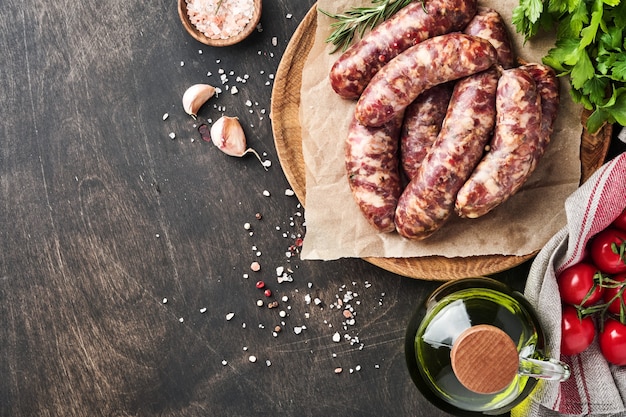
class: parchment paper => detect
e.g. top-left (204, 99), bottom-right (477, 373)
top-left (299, 0), bottom-right (584, 260)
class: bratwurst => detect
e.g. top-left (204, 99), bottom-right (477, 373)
top-left (329, 0), bottom-right (477, 99)
top-left (463, 7), bottom-right (515, 69)
top-left (354, 33), bottom-right (498, 127)
top-left (400, 83), bottom-right (454, 180)
top-left (345, 112), bottom-right (405, 233)
top-left (395, 68), bottom-right (500, 239)
top-left (455, 67), bottom-right (544, 219)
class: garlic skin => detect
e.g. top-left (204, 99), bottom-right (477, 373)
top-left (182, 84), bottom-right (216, 119)
top-left (210, 116), bottom-right (267, 170)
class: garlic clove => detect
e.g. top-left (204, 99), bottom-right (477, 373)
top-left (210, 116), bottom-right (247, 156)
top-left (182, 84), bottom-right (216, 119)
top-left (210, 116), bottom-right (267, 170)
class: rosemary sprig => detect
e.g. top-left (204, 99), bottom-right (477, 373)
top-left (319, 0), bottom-right (417, 53)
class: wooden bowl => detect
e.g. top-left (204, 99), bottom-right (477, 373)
top-left (178, 0), bottom-right (262, 47)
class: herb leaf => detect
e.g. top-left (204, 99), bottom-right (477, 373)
top-left (320, 0), bottom-right (415, 53)
top-left (515, 0), bottom-right (626, 132)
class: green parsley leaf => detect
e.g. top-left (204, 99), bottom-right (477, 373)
top-left (582, 76), bottom-right (609, 105)
top-left (603, 89), bottom-right (626, 126)
top-left (566, 1), bottom-right (590, 37)
top-left (546, 37), bottom-right (580, 66)
top-left (571, 48), bottom-right (595, 89)
top-left (579, 1), bottom-right (603, 49)
top-left (587, 107), bottom-right (611, 132)
top-left (612, 55), bottom-right (626, 81)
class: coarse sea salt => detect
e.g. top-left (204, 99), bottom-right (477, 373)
top-left (186, 0), bottom-right (255, 40)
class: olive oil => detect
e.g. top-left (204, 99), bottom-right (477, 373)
top-left (405, 278), bottom-right (545, 416)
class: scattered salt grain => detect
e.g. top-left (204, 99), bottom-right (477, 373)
top-left (168, 132), bottom-right (176, 140)
top-left (266, 360), bottom-right (272, 367)
top-left (162, 113), bottom-right (169, 121)
top-left (162, 298), bottom-right (168, 304)
top-left (200, 307), bottom-right (207, 313)
top-left (222, 360), bottom-right (228, 366)
top-left (262, 190), bottom-right (270, 197)
top-left (248, 355), bottom-right (257, 363)
top-left (284, 189), bottom-right (295, 196)
top-left (332, 332), bottom-right (341, 343)
top-left (226, 312), bottom-right (235, 321)
top-left (334, 367), bottom-right (343, 374)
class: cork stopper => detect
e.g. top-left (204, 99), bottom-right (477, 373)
top-left (450, 324), bottom-right (519, 394)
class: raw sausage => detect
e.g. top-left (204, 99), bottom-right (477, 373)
top-left (395, 68), bottom-right (499, 239)
top-left (400, 83), bottom-right (454, 179)
top-left (463, 7), bottom-right (515, 69)
top-left (455, 67), bottom-right (543, 219)
top-left (355, 33), bottom-right (498, 127)
top-left (345, 112), bottom-right (404, 233)
top-left (521, 63), bottom-right (560, 154)
top-left (329, 0), bottom-right (477, 99)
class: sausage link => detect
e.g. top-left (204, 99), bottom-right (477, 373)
top-left (520, 63), bottom-right (560, 154)
top-left (463, 7), bottom-right (515, 69)
top-left (394, 68), bottom-right (499, 239)
top-left (455, 67), bottom-right (543, 219)
top-left (345, 112), bottom-right (404, 233)
top-left (400, 83), bottom-right (454, 179)
top-left (355, 33), bottom-right (498, 127)
top-left (329, 0), bottom-right (477, 99)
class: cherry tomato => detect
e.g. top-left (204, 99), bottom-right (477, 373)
top-left (603, 273), bottom-right (626, 315)
top-left (560, 305), bottom-right (596, 356)
top-left (612, 207), bottom-right (626, 232)
top-left (557, 262), bottom-right (604, 306)
top-left (590, 228), bottom-right (626, 274)
top-left (599, 318), bottom-right (626, 366)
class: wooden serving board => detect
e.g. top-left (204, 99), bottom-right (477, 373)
top-left (270, 5), bottom-right (612, 281)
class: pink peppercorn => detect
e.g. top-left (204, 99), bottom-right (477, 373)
top-left (256, 281), bottom-right (265, 289)
top-left (264, 289), bottom-right (272, 297)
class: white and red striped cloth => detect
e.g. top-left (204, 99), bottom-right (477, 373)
top-left (513, 152), bottom-right (626, 417)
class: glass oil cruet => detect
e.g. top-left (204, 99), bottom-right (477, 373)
top-left (405, 277), bottom-right (570, 416)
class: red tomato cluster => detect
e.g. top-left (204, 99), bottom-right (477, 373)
top-left (556, 207), bottom-right (626, 366)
